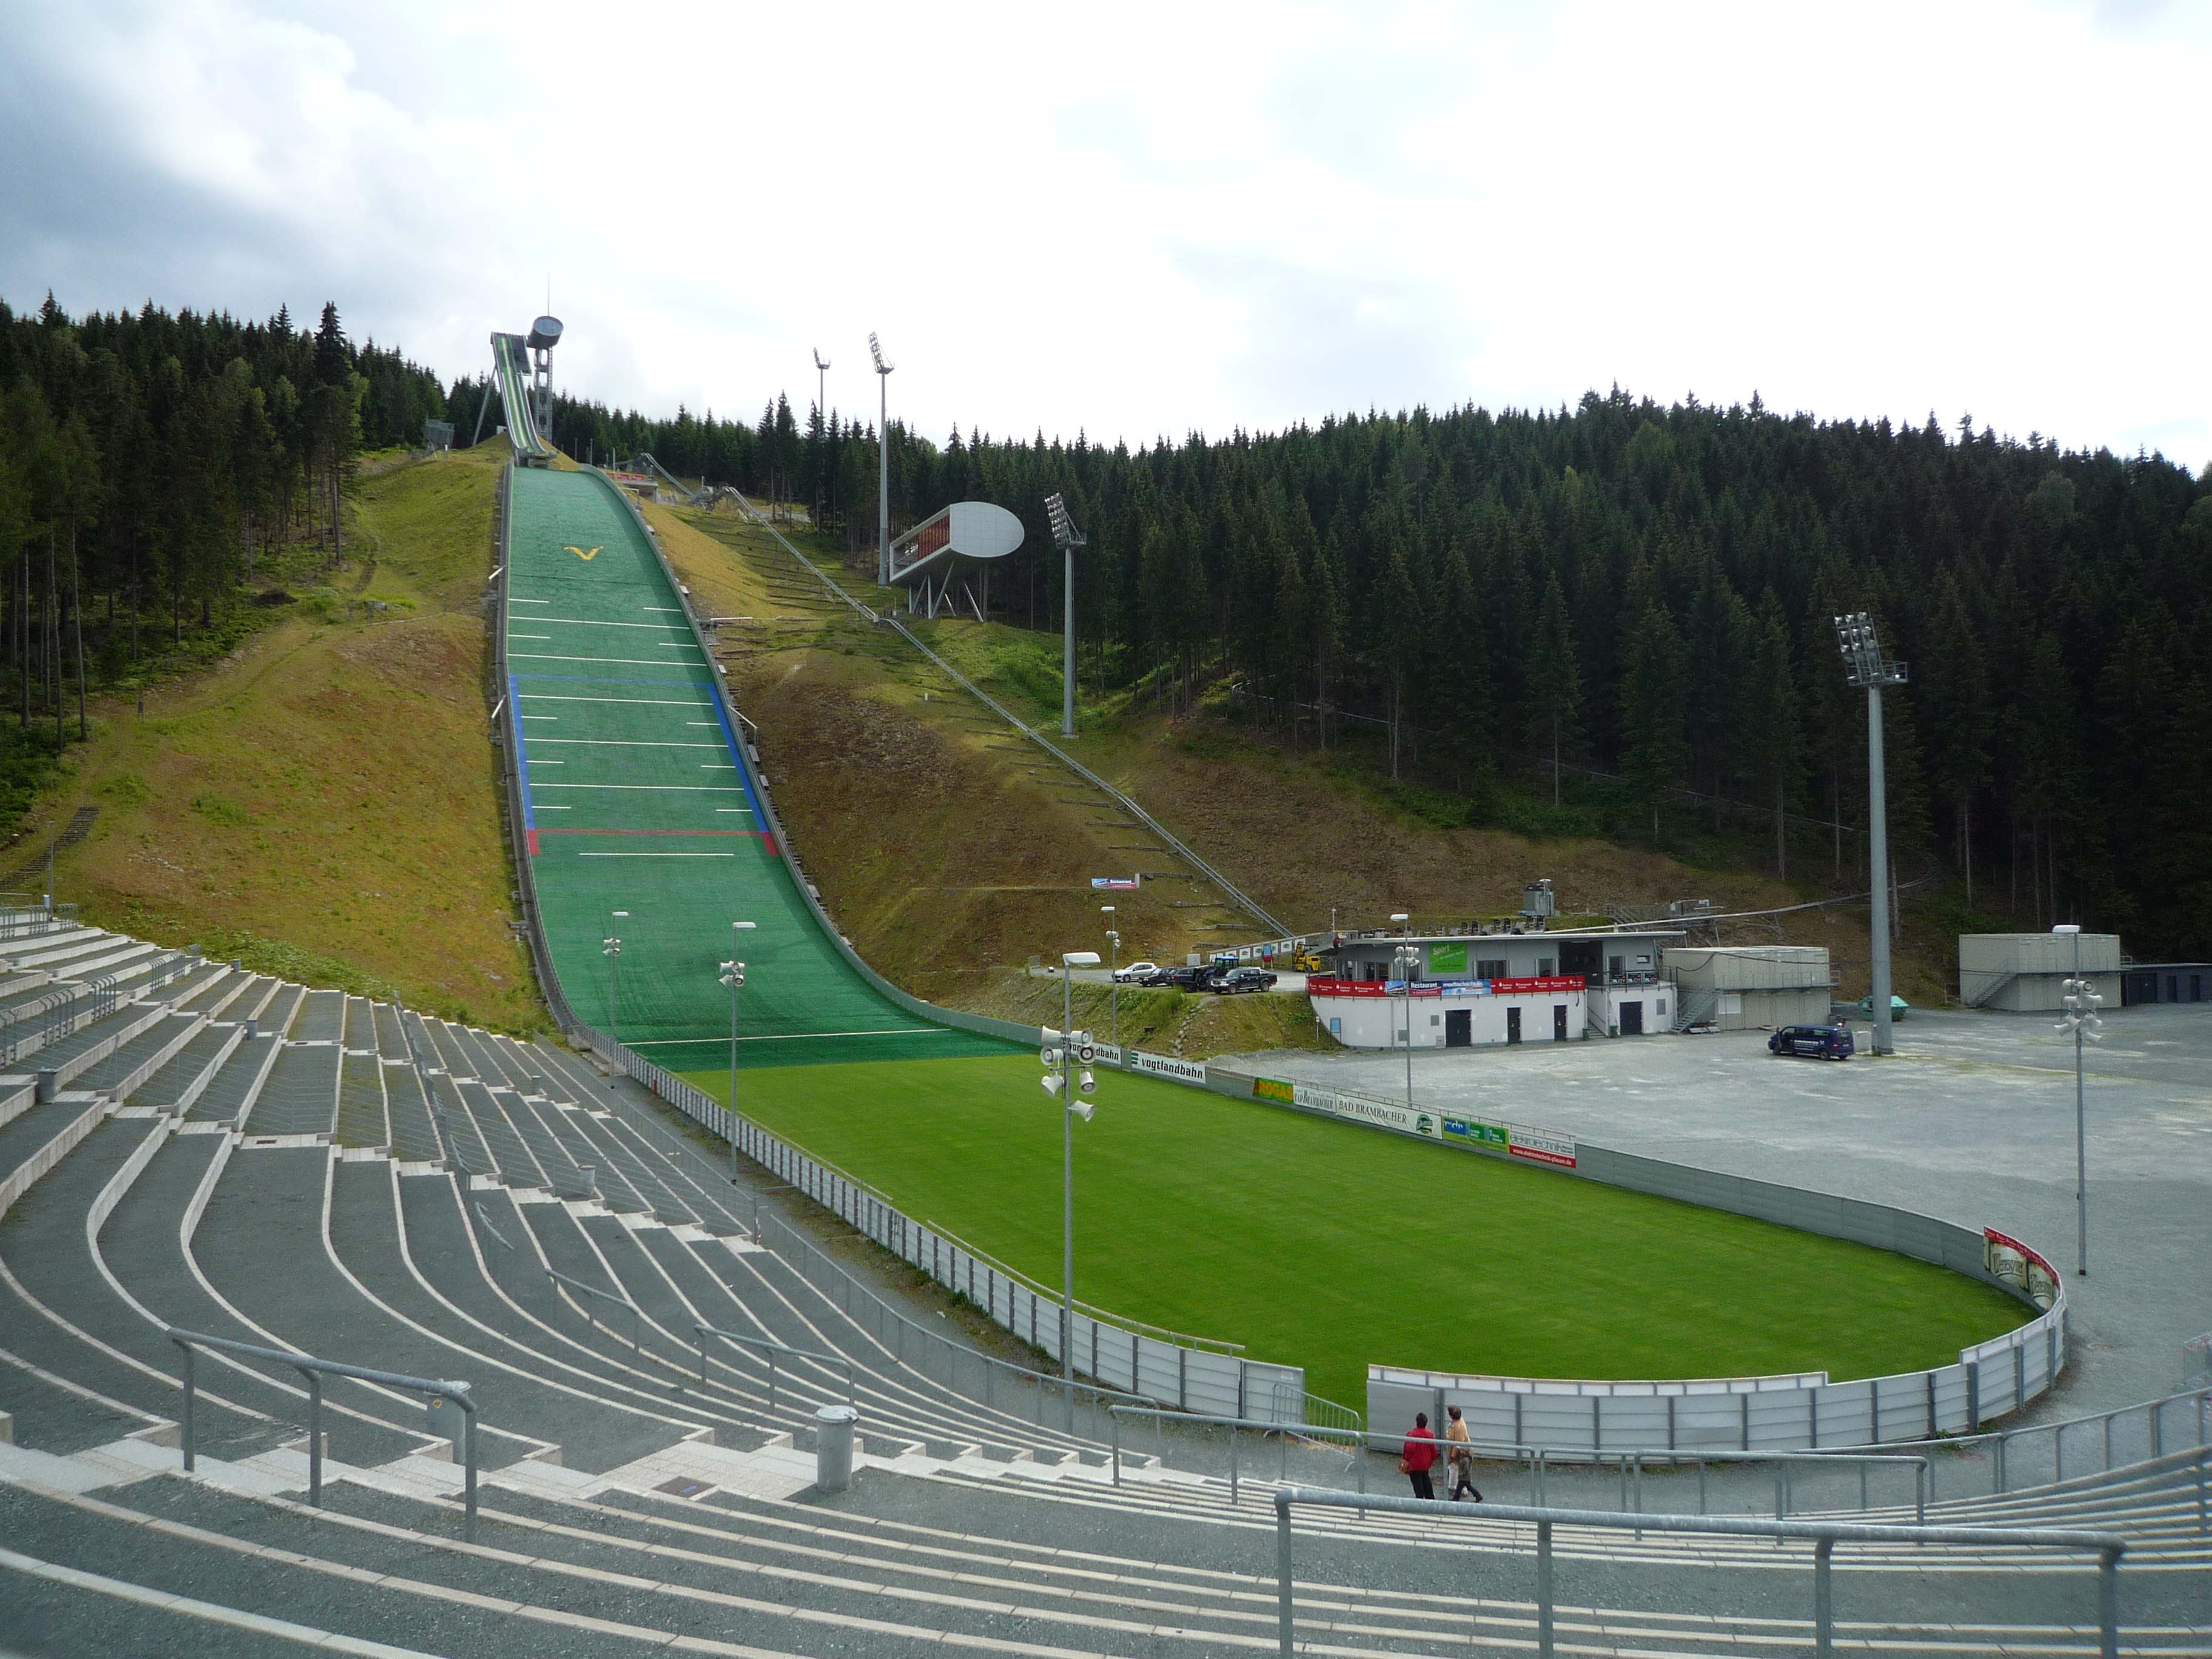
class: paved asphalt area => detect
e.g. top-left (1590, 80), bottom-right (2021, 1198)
top-left (1227, 1004), bottom-right (2212, 1419)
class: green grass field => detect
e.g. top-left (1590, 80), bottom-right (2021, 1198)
top-left (684, 1052), bottom-right (2028, 1408)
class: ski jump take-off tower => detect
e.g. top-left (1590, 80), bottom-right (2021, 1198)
top-left (475, 313), bottom-right (564, 463)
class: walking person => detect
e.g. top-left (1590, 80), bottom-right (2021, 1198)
top-left (1444, 1404), bottom-right (1483, 1502)
top-left (1399, 1411), bottom-right (1438, 1500)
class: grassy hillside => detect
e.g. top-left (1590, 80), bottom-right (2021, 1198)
top-left (28, 443), bottom-right (546, 1030)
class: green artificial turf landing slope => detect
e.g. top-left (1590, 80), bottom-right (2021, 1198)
top-left (687, 1052), bottom-right (2027, 1409)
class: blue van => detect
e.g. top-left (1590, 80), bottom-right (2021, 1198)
top-left (1768, 1022), bottom-right (1855, 1061)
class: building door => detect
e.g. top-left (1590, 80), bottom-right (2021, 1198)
top-left (1445, 1008), bottom-right (1471, 1047)
top-left (1506, 1007), bottom-right (1522, 1044)
top-left (1620, 1000), bottom-right (1644, 1035)
top-left (1553, 1004), bottom-right (1568, 1041)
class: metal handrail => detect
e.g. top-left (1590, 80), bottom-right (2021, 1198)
top-left (694, 1323), bottom-right (854, 1416)
top-left (166, 1327), bottom-right (479, 1541)
top-left (1272, 1486), bottom-right (2127, 1659)
top-left (546, 1268), bottom-right (640, 1350)
top-left (1812, 1384), bottom-right (2212, 1496)
top-left (1367, 1433), bottom-right (1930, 1524)
top-left (1111, 1407), bottom-right (1366, 1505)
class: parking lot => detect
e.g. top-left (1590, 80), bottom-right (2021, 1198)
top-left (1227, 1003), bottom-right (2212, 1416)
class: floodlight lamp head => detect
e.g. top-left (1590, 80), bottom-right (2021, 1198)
top-left (1063, 951), bottom-right (1102, 968)
top-left (2052, 923), bottom-right (2082, 935)
top-left (733, 920), bottom-right (757, 931)
top-left (868, 333), bottom-right (891, 375)
top-left (813, 348), bottom-right (829, 372)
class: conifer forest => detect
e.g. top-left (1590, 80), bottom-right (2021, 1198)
top-left (6, 295), bottom-right (2207, 956)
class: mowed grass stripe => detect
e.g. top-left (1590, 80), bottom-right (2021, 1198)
top-left (686, 1053), bottom-right (2028, 1406)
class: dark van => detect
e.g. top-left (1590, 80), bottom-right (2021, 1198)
top-left (1768, 1023), bottom-right (1855, 1061)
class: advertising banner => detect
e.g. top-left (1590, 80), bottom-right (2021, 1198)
top-left (1442, 1116), bottom-right (1510, 1150)
top-left (1091, 876), bottom-right (1139, 890)
top-left (1985, 1227), bottom-right (2059, 1309)
top-left (1290, 1081), bottom-right (1437, 1139)
top-left (1252, 1077), bottom-right (1295, 1104)
top-left (1507, 1126), bottom-right (1578, 1168)
top-left (1305, 976), bottom-right (1391, 998)
top-left (1429, 942), bottom-right (1469, 974)
top-left (1131, 1051), bottom-right (1205, 1085)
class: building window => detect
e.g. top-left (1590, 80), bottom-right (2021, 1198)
top-left (1477, 959), bottom-right (1506, 979)
top-left (1538, 958), bottom-right (1555, 976)
top-left (1330, 1017), bottom-right (1341, 1034)
top-left (1657, 1000), bottom-right (1667, 1016)
top-left (1430, 1014), bottom-right (1439, 1026)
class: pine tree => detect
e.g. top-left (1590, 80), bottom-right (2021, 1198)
top-left (1526, 569), bottom-right (1581, 806)
top-left (1745, 592), bottom-right (1801, 877)
top-left (1618, 603), bottom-right (1687, 843)
top-left (1919, 569), bottom-right (1991, 900)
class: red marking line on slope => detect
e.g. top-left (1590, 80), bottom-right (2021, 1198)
top-left (532, 828), bottom-right (768, 837)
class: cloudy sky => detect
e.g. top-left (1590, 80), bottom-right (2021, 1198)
top-left (2, 0), bottom-right (2205, 468)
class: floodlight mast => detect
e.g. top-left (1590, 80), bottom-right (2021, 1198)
top-left (870, 334), bottom-right (893, 586)
top-left (1045, 494), bottom-right (1087, 737)
top-left (1833, 612), bottom-right (1908, 1056)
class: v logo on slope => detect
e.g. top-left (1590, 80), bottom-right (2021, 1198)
top-left (565, 545), bottom-right (602, 561)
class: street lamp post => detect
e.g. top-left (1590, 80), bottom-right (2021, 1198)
top-left (2052, 923), bottom-right (2103, 1276)
top-left (602, 910), bottom-right (629, 1044)
top-left (1046, 950), bottom-right (1102, 1410)
top-left (1833, 612), bottom-right (1908, 1056)
top-left (811, 349), bottom-right (830, 529)
top-left (870, 334), bottom-right (894, 586)
top-left (1101, 906), bottom-right (1119, 1054)
top-left (720, 920), bottom-right (757, 1181)
top-left (1393, 940), bottom-right (1421, 1113)
top-left (1045, 494), bottom-right (1087, 738)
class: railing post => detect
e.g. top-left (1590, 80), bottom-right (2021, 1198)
top-left (769, 1352), bottom-right (778, 1418)
top-left (1994, 1434), bottom-right (2006, 1493)
top-left (1274, 1493), bottom-right (1295, 1658)
top-left (2097, 1545), bottom-right (2120, 1659)
top-left (1698, 1457), bottom-right (1706, 1515)
top-left (1112, 1413), bottom-right (1121, 1487)
top-left (304, 1369), bottom-right (323, 1507)
top-left (462, 1396), bottom-right (478, 1545)
top-left (1537, 1518), bottom-right (1554, 1659)
top-left (1813, 1537), bottom-right (1834, 1659)
top-left (1231, 1424), bottom-right (1239, 1506)
top-left (179, 1344), bottom-right (196, 1477)
top-left (2197, 1447), bottom-right (2208, 1538)
top-left (1915, 1461), bottom-right (1926, 1526)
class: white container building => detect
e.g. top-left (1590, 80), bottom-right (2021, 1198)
top-left (1663, 945), bottom-right (1834, 1030)
top-left (1959, 933), bottom-right (2122, 1011)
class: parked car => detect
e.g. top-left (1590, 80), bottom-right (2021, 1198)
top-left (1856, 993), bottom-right (1911, 1021)
top-left (1163, 965), bottom-right (1213, 991)
top-left (1211, 966), bottom-right (1279, 996)
top-left (1113, 960), bottom-right (1160, 984)
top-left (1768, 1023), bottom-right (1855, 1061)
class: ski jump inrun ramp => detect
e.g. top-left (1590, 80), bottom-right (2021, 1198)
top-left (500, 466), bottom-right (1009, 1073)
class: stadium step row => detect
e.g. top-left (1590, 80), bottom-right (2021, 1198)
top-left (4, 1434), bottom-right (2208, 1658)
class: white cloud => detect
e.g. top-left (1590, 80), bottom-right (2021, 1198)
top-left (1, 0), bottom-right (2204, 468)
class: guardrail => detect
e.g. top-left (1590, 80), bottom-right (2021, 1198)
top-left (1436, 1439), bottom-right (1931, 1525)
top-left (546, 1268), bottom-right (639, 1351)
top-left (167, 1326), bottom-right (480, 1541)
top-left (693, 1323), bottom-right (853, 1416)
top-left (1270, 1486), bottom-right (2127, 1659)
top-left (1818, 1383), bottom-right (2211, 1499)
top-left (1110, 1407), bottom-right (1367, 1505)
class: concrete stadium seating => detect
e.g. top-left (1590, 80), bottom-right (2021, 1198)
top-left (2, 920), bottom-right (2206, 1655)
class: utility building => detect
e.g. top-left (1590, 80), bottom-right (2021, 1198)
top-left (1310, 922), bottom-right (1685, 1047)
top-left (1663, 946), bottom-right (1833, 1031)
top-left (1959, 933), bottom-right (2122, 1011)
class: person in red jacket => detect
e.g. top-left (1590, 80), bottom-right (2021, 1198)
top-left (1401, 1412), bottom-right (1438, 1500)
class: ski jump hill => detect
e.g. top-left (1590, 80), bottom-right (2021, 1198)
top-left (497, 463), bottom-right (1012, 1074)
